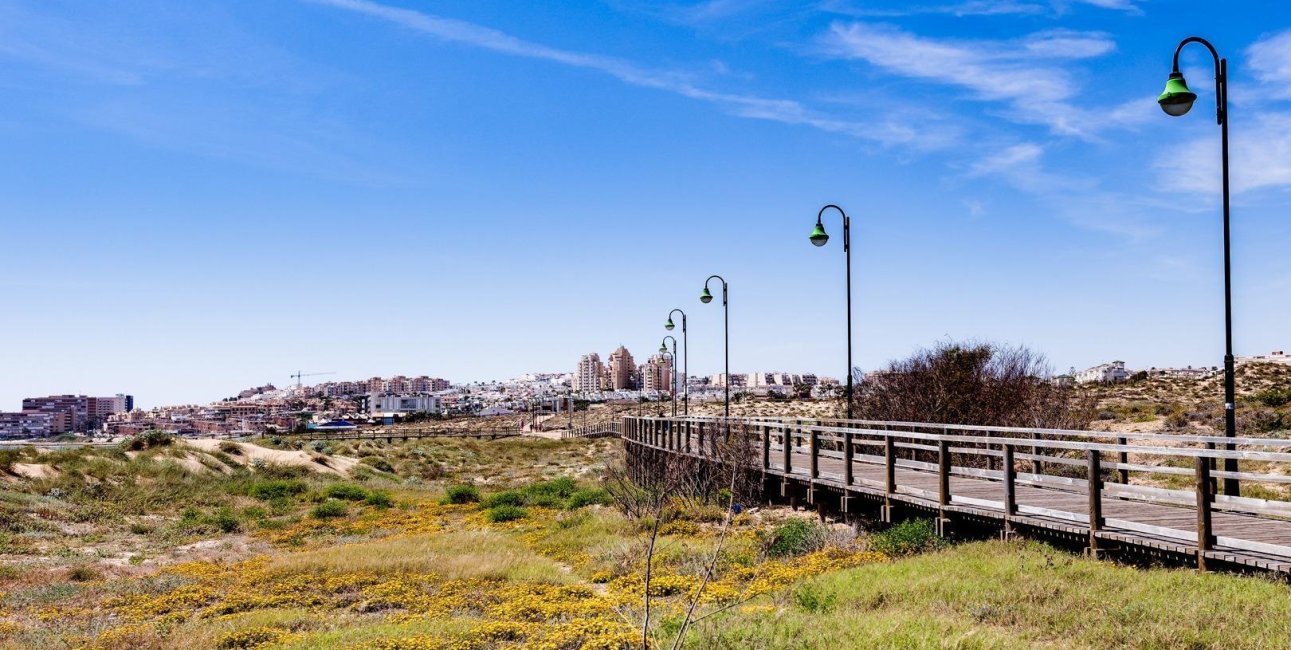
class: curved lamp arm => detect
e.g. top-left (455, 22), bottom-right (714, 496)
top-left (1172, 36), bottom-right (1225, 125)
top-left (661, 335), bottom-right (677, 353)
top-left (666, 308), bottom-right (687, 332)
top-left (702, 275), bottom-right (728, 305)
top-left (814, 204), bottom-right (851, 252)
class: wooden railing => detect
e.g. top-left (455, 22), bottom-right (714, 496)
top-left (621, 416), bottom-right (1291, 573)
top-left (561, 422), bottom-right (620, 439)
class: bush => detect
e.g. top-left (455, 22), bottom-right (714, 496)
top-left (246, 479), bottom-right (307, 501)
top-left (869, 518), bottom-right (945, 557)
top-left (1253, 389), bottom-right (1291, 408)
top-left (765, 518), bottom-right (828, 557)
top-left (793, 583), bottom-right (837, 614)
top-left (481, 490), bottom-right (525, 509)
top-left (67, 566), bottom-right (101, 583)
top-left (122, 430), bottom-right (174, 451)
top-left (206, 507), bottom-right (242, 533)
top-left (486, 504), bottom-right (526, 522)
top-left (567, 488), bottom-right (611, 509)
top-left (364, 491), bottom-right (393, 509)
top-left (311, 501), bottom-right (348, 519)
top-left (323, 483), bottom-right (369, 501)
top-left (442, 484), bottom-right (481, 505)
top-left (218, 441), bottom-right (242, 455)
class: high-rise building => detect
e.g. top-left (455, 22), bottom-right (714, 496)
top-left (641, 354), bottom-right (673, 393)
top-left (609, 346), bottom-right (637, 390)
top-left (575, 353), bottom-right (604, 393)
top-left (22, 395), bottom-right (91, 432)
top-left (0, 412), bottom-right (54, 438)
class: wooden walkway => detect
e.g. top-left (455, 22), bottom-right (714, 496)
top-left (622, 416), bottom-right (1291, 574)
top-left (286, 428), bottom-right (522, 441)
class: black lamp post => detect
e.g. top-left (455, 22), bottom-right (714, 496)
top-left (809, 204), bottom-right (855, 421)
top-left (700, 275), bottom-right (730, 418)
top-left (1158, 36), bottom-right (1239, 496)
top-left (660, 336), bottom-right (678, 417)
top-left (665, 309), bottom-right (689, 416)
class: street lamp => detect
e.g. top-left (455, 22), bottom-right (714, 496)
top-left (661, 336), bottom-right (679, 417)
top-left (1158, 36), bottom-right (1239, 496)
top-left (665, 309), bottom-right (689, 415)
top-left (700, 275), bottom-right (730, 418)
top-left (809, 204), bottom-right (855, 421)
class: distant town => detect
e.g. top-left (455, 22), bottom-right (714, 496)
top-left (2, 349), bottom-right (1286, 440)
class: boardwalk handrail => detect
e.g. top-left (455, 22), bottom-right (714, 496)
top-left (619, 415), bottom-right (1291, 573)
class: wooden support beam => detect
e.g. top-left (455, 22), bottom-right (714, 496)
top-left (1087, 449), bottom-right (1104, 556)
top-left (810, 426), bottom-right (820, 479)
top-left (843, 425), bottom-right (853, 486)
top-left (1196, 456), bottom-right (1214, 571)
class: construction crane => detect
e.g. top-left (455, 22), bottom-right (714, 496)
top-left (290, 370), bottom-right (335, 389)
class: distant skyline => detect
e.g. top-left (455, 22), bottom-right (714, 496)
top-left (2, 1), bottom-right (1290, 409)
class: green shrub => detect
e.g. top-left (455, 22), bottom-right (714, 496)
top-left (218, 441), bottom-right (242, 455)
top-left (869, 518), bottom-right (945, 557)
top-left (567, 488), bottom-right (611, 509)
top-left (0, 449), bottom-right (22, 474)
top-left (1253, 389), bottom-right (1291, 408)
top-left (364, 491), bottom-right (393, 509)
top-left (311, 501), bottom-right (348, 519)
top-left (246, 479), bottom-right (306, 501)
top-left (359, 456), bottom-right (395, 473)
top-left (323, 483), bottom-right (369, 501)
top-left (122, 430), bottom-right (174, 451)
top-left (481, 490), bottom-right (525, 509)
top-left (765, 518), bottom-right (828, 557)
top-left (442, 484), bottom-right (481, 505)
top-left (486, 504), bottom-right (526, 522)
top-left (793, 583), bottom-right (837, 614)
top-left (66, 566), bottom-right (101, 583)
top-left (206, 507), bottom-right (242, 533)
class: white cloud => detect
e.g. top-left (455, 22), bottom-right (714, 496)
top-left (820, 0), bottom-right (1140, 18)
top-left (1155, 113), bottom-right (1291, 197)
top-left (1248, 29), bottom-right (1291, 97)
top-left (821, 23), bottom-right (1122, 136)
top-left (308, 0), bottom-right (950, 148)
top-left (1066, 0), bottom-right (1143, 14)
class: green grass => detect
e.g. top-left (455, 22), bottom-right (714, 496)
top-left (683, 540), bottom-right (1291, 649)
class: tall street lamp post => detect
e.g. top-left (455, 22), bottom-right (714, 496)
top-left (700, 275), bottom-right (730, 419)
top-left (665, 309), bottom-right (689, 415)
top-left (660, 337), bottom-right (679, 417)
top-left (809, 204), bottom-right (855, 422)
top-left (1157, 35), bottom-right (1239, 496)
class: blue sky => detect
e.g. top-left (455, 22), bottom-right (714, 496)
top-left (2, 0), bottom-right (1290, 408)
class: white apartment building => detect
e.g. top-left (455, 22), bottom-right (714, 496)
top-left (1074, 361), bottom-right (1131, 384)
top-left (367, 393), bottom-right (441, 415)
top-left (575, 353), bottom-right (605, 393)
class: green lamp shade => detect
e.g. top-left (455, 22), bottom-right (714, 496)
top-left (665, 319), bottom-right (675, 331)
top-left (809, 223), bottom-right (829, 247)
top-left (659, 344), bottom-right (667, 353)
top-left (700, 287), bottom-right (713, 304)
top-left (1158, 72), bottom-right (1196, 117)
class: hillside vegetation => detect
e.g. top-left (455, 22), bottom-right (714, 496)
top-left (1, 431), bottom-right (1290, 649)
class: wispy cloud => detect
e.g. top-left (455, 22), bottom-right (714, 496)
top-left (819, 23), bottom-right (1136, 137)
top-left (309, 0), bottom-right (949, 148)
top-left (1248, 28), bottom-right (1291, 99)
top-left (821, 0), bottom-right (1142, 18)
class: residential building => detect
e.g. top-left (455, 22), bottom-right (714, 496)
top-left (608, 346), bottom-right (637, 390)
top-left (367, 393), bottom-right (441, 415)
top-left (1074, 361), bottom-right (1131, 384)
top-left (575, 353), bottom-right (604, 393)
top-left (21, 395), bottom-right (91, 432)
top-left (641, 354), bottom-right (674, 393)
top-left (711, 373), bottom-right (747, 388)
top-left (0, 412), bottom-right (55, 438)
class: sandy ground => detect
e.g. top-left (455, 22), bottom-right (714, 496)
top-left (11, 463), bottom-right (56, 479)
top-left (184, 439), bottom-right (359, 475)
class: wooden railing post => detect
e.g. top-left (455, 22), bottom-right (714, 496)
top-left (1117, 436), bottom-right (1129, 484)
top-left (1030, 430), bottom-right (1042, 475)
top-left (685, 420), bottom-right (691, 454)
top-left (1003, 443), bottom-right (1017, 522)
top-left (882, 432), bottom-right (896, 523)
top-left (1087, 450), bottom-right (1104, 556)
top-left (843, 423), bottom-right (853, 486)
top-left (761, 424), bottom-right (770, 470)
top-left (809, 424), bottom-right (819, 479)
top-left (937, 437), bottom-right (951, 536)
top-left (938, 438), bottom-right (951, 507)
top-left (782, 425), bottom-right (792, 475)
top-left (1196, 455), bottom-right (1214, 571)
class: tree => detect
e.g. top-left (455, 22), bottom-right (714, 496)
top-left (855, 340), bottom-right (1093, 430)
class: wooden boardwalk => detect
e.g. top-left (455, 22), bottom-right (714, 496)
top-left (622, 416), bottom-right (1291, 574)
top-left (286, 428), bottom-right (522, 442)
